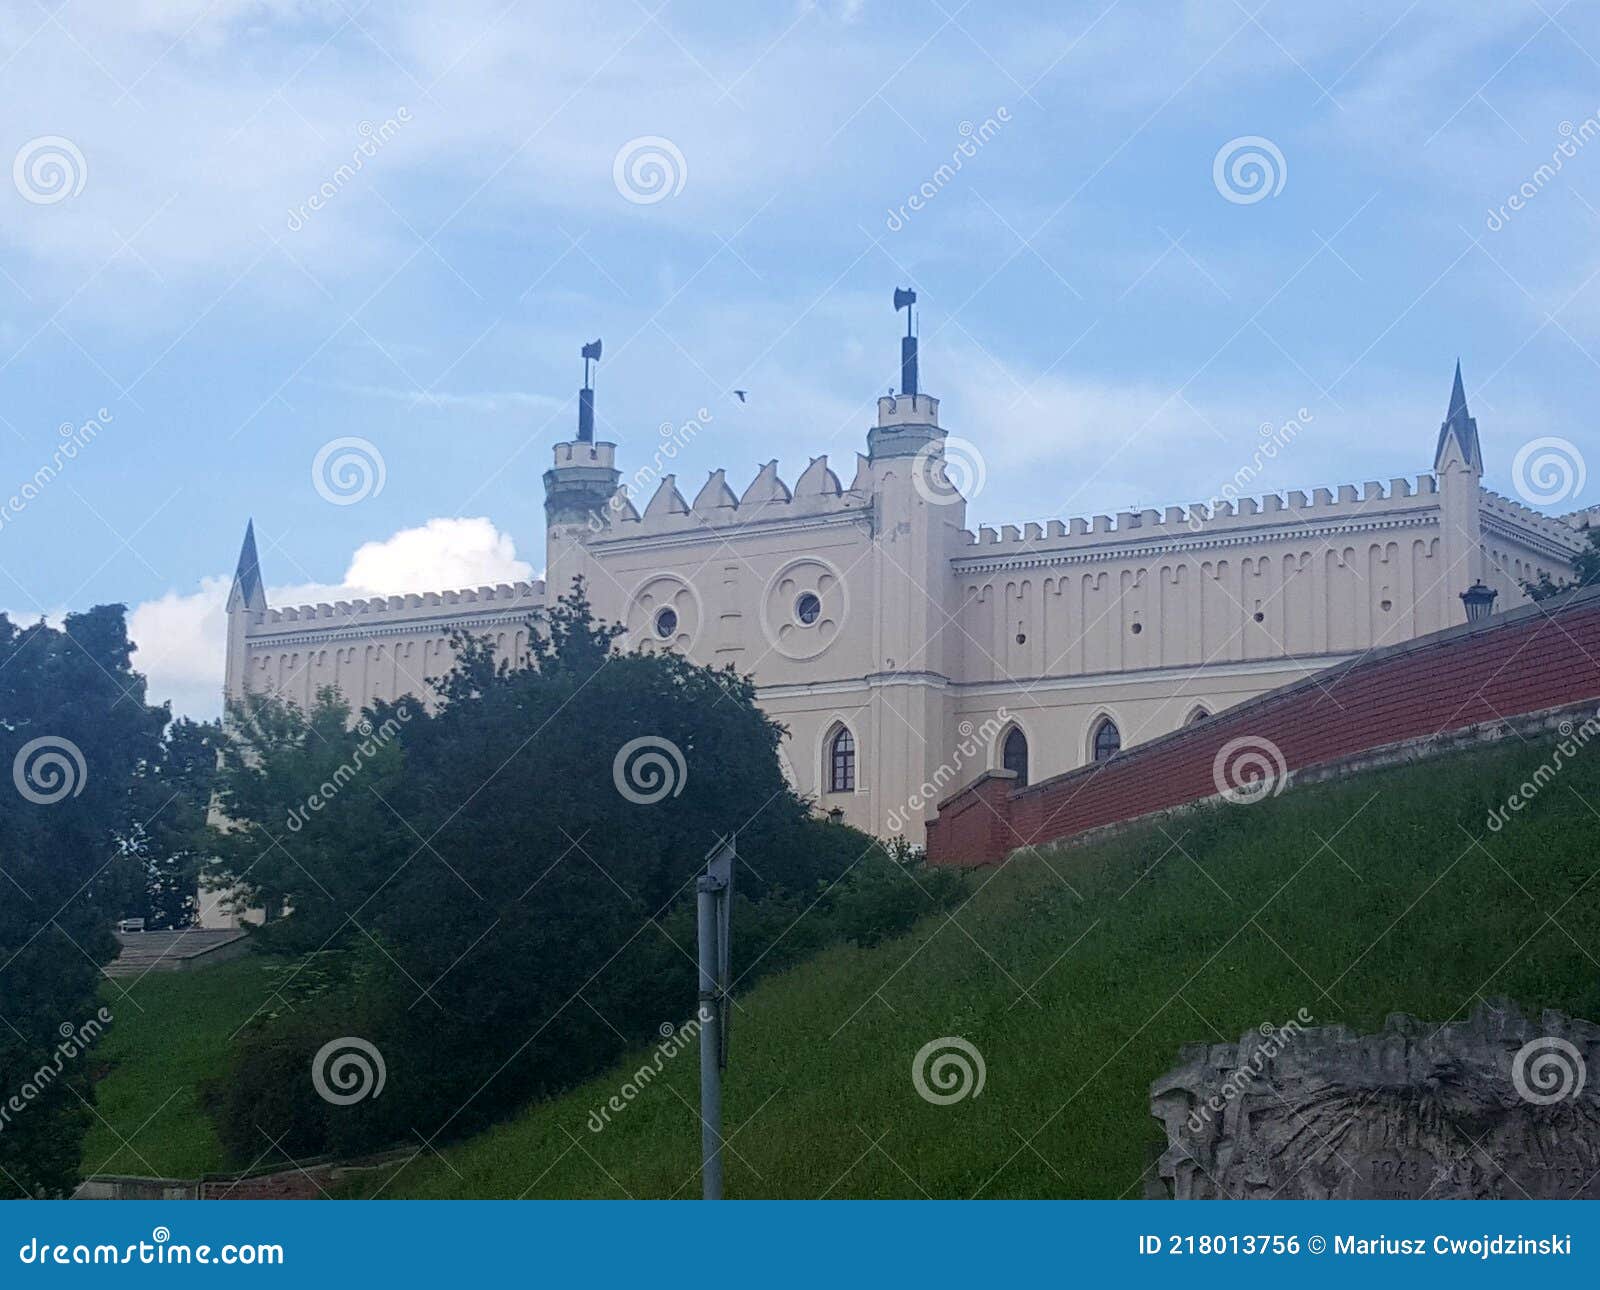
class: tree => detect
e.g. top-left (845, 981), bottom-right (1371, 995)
top-left (1523, 527), bottom-right (1600, 601)
top-left (205, 589), bottom-right (961, 1159)
top-left (0, 608), bottom-right (168, 1197)
top-left (120, 717), bottom-right (223, 930)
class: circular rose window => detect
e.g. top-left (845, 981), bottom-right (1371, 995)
top-left (761, 559), bottom-right (845, 660)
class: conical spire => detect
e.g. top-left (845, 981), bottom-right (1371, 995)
top-left (227, 519), bottom-right (266, 613)
top-left (1447, 359), bottom-right (1468, 421)
top-left (1433, 359), bottom-right (1482, 474)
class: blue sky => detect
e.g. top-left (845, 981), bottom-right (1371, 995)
top-left (2, 0), bottom-right (1597, 716)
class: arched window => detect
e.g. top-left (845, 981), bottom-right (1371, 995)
top-left (1091, 717), bottom-right (1121, 763)
top-left (828, 727), bottom-right (856, 793)
top-left (1002, 726), bottom-right (1029, 786)
top-left (1186, 707), bottom-right (1210, 726)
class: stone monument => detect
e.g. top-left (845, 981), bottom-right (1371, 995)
top-left (1149, 1000), bottom-right (1600, 1199)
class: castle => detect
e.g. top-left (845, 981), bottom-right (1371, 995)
top-left (209, 301), bottom-right (1589, 924)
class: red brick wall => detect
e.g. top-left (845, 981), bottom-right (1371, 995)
top-left (202, 1171), bottom-right (324, 1200)
top-left (926, 588), bottom-right (1600, 866)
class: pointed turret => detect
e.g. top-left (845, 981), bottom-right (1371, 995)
top-left (1432, 361), bottom-right (1487, 618)
top-left (1433, 360), bottom-right (1483, 474)
top-left (223, 519), bottom-right (265, 707)
top-left (1447, 359), bottom-right (1467, 419)
top-left (227, 519), bottom-right (267, 614)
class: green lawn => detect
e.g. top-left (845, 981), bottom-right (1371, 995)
top-left (83, 955), bottom-right (284, 1179)
top-left (350, 730), bottom-right (1600, 1198)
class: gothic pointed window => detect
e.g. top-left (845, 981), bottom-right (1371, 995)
top-left (828, 727), bottom-right (856, 793)
top-left (1091, 717), bottom-right (1121, 763)
top-left (1002, 726), bottom-right (1029, 786)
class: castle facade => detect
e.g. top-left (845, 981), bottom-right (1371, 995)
top-left (213, 323), bottom-right (1588, 925)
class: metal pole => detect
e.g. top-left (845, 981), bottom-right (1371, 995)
top-left (695, 875), bottom-right (724, 1200)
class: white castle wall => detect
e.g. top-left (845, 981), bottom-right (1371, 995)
top-left (236, 582), bottom-right (544, 715)
top-left (219, 367), bottom-right (1588, 902)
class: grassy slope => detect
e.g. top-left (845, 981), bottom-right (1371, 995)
top-left (362, 731), bottom-right (1600, 1199)
top-left (83, 956), bottom-right (284, 1179)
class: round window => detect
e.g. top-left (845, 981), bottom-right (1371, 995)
top-left (795, 592), bottom-right (822, 625)
top-left (654, 607), bottom-right (678, 639)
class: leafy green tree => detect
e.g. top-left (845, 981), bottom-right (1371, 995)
top-left (206, 585), bottom-right (961, 1159)
top-left (1524, 527), bottom-right (1600, 601)
top-left (120, 717), bottom-right (223, 930)
top-left (0, 608), bottom-right (168, 1197)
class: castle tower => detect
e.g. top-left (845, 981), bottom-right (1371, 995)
top-left (863, 290), bottom-right (965, 834)
top-left (223, 518), bottom-right (266, 703)
top-left (543, 340), bottom-right (620, 600)
top-left (1433, 361), bottom-right (1485, 618)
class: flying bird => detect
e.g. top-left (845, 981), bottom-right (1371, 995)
top-left (732, 390), bottom-right (748, 403)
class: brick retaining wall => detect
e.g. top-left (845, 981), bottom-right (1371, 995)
top-left (926, 587), bottom-right (1600, 865)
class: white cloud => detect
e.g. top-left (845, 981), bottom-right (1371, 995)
top-left (341, 516), bottom-right (534, 595)
top-left (128, 575), bottom-right (234, 720)
top-left (128, 516), bottom-right (534, 720)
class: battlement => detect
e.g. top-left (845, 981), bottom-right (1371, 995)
top-left (552, 440), bottom-right (617, 470)
top-left (1481, 488), bottom-right (1590, 551)
top-left (595, 454), bottom-right (872, 542)
top-left (875, 392), bottom-right (939, 427)
top-left (256, 580), bottom-right (545, 630)
top-left (955, 474), bottom-right (1445, 557)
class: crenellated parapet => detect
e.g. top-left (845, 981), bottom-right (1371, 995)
top-left (953, 475), bottom-right (1444, 571)
top-left (1481, 488), bottom-right (1590, 558)
top-left (595, 453), bottom-right (871, 544)
top-left (247, 580), bottom-right (545, 646)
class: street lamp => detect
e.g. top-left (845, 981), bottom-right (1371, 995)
top-left (1460, 582), bottom-right (1498, 624)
